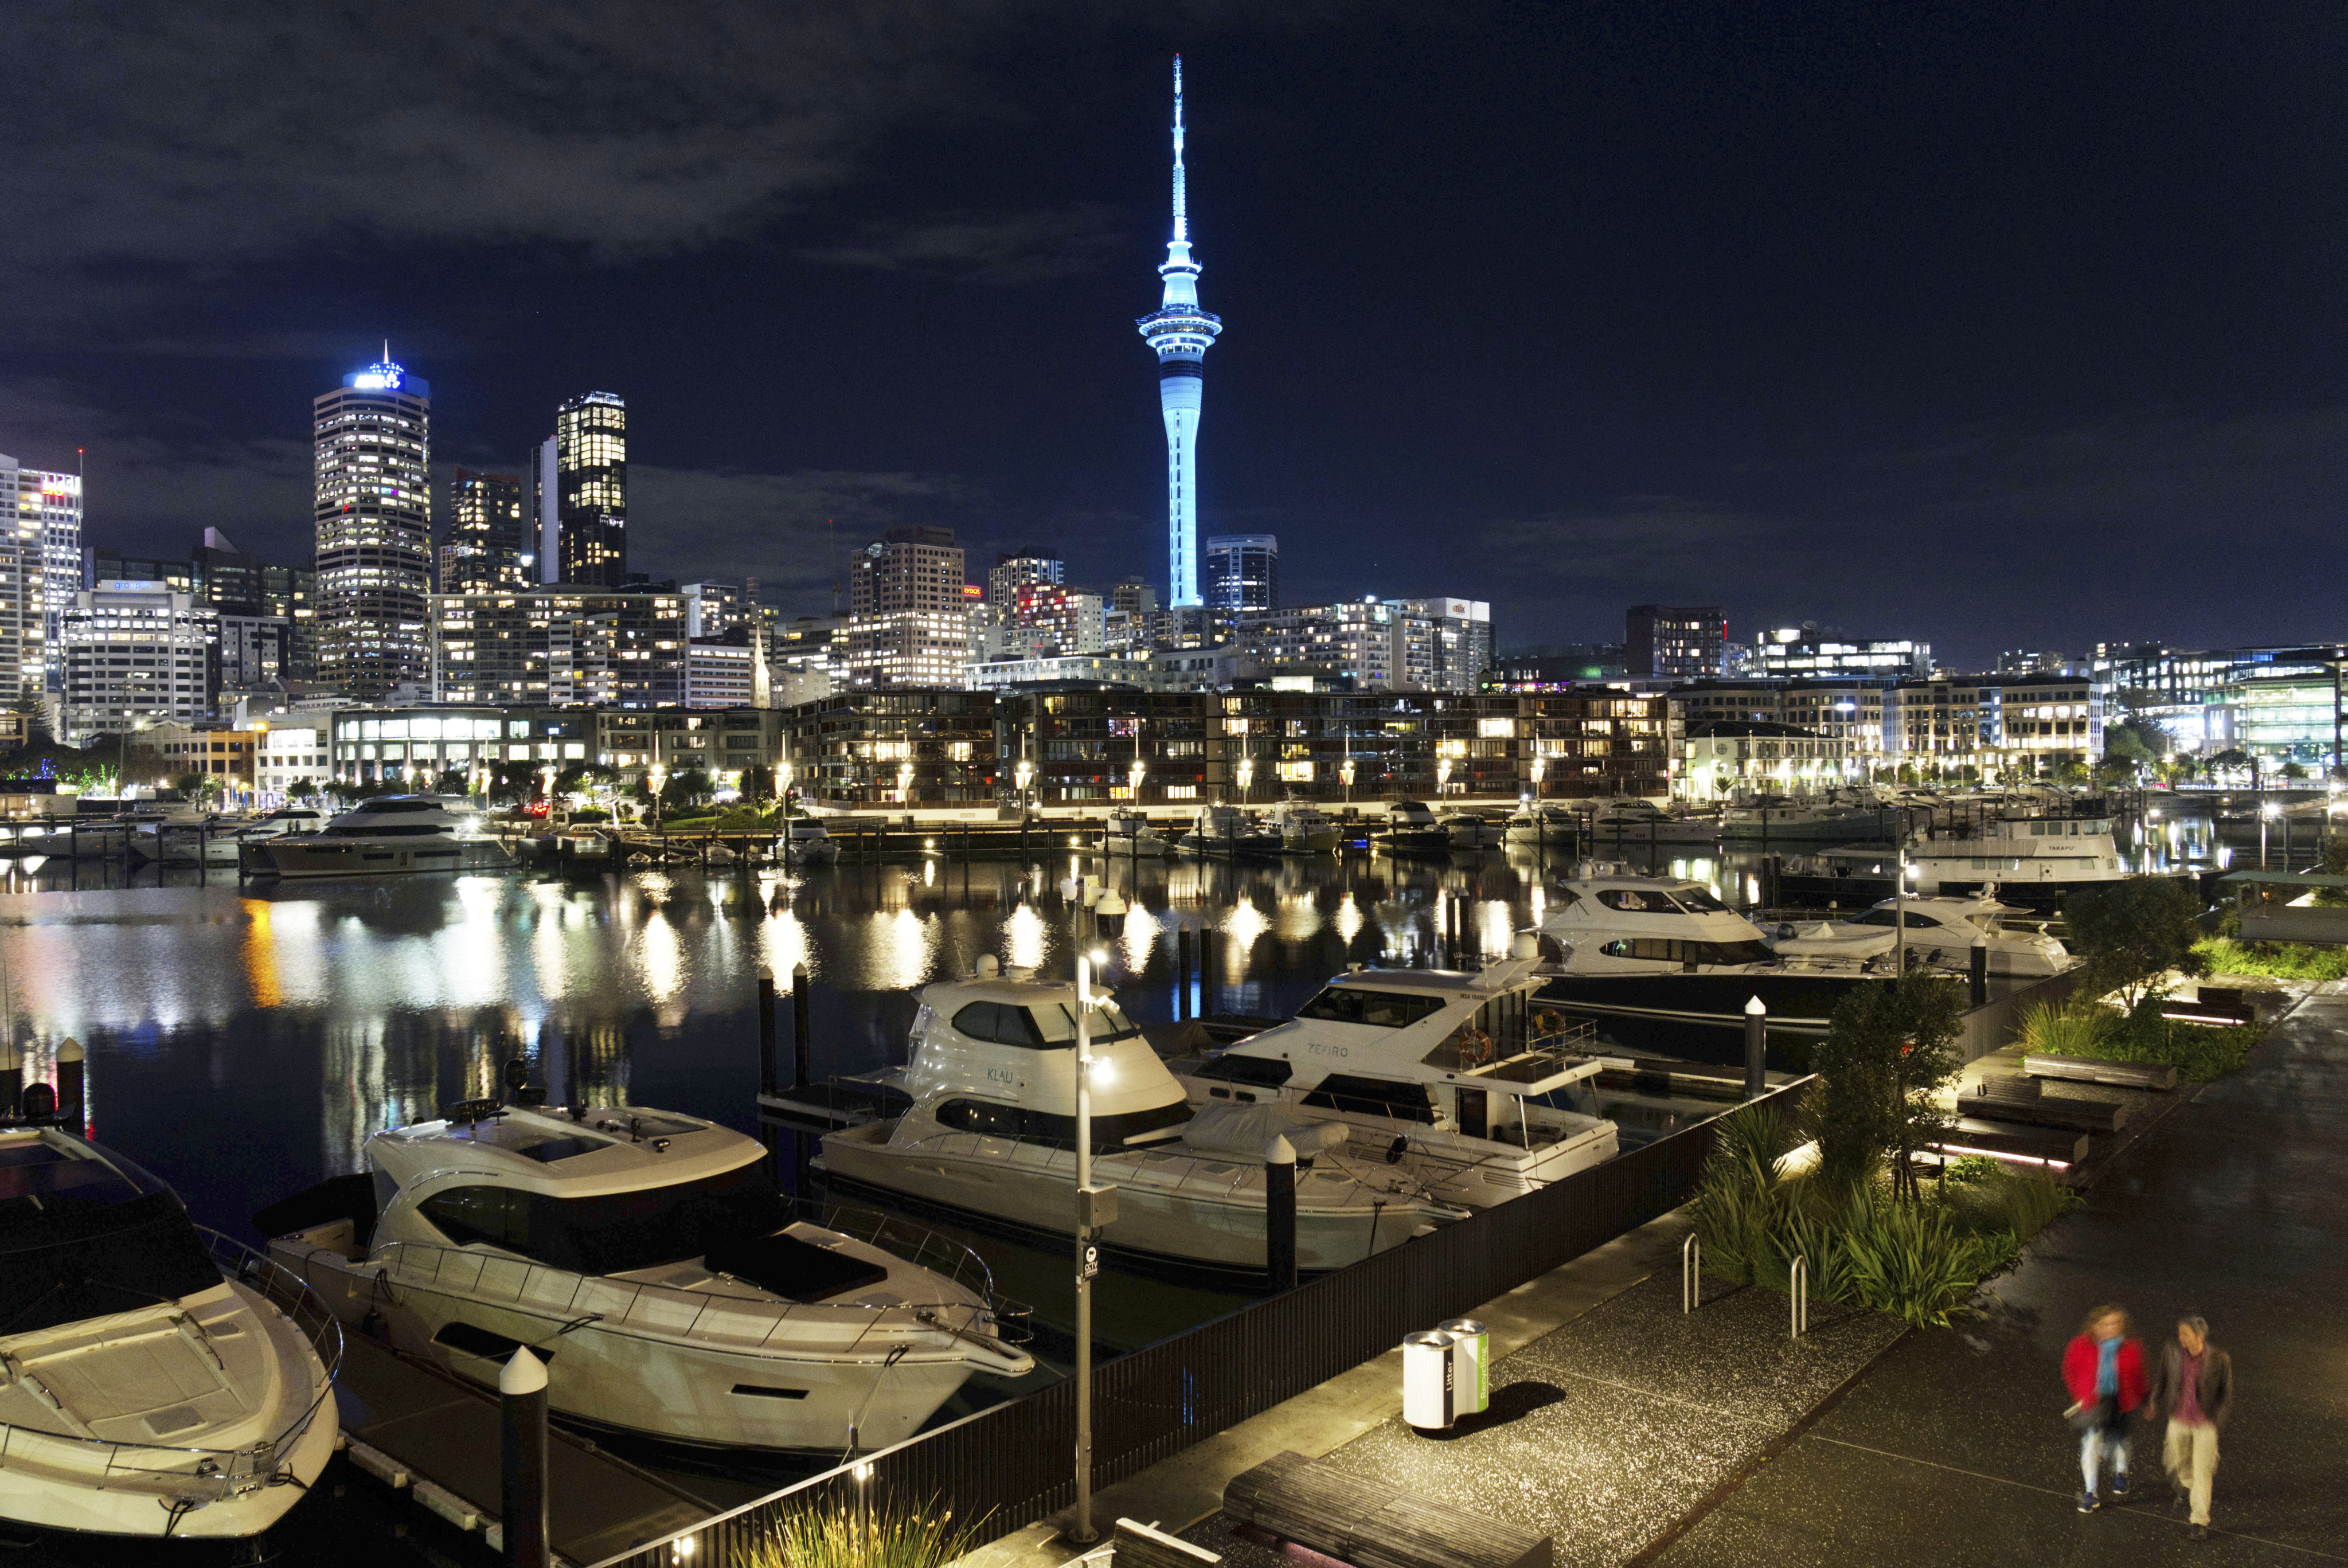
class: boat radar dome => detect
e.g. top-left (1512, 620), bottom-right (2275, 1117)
top-left (1513, 931), bottom-right (1541, 961)
top-left (974, 955), bottom-right (1001, 978)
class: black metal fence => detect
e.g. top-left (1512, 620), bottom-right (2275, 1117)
top-left (586, 1077), bottom-right (1810, 1568)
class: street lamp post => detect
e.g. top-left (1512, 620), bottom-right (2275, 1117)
top-left (1339, 758), bottom-right (1355, 807)
top-left (1236, 756), bottom-right (1254, 806)
top-left (896, 761), bottom-right (914, 807)
top-left (1015, 758), bottom-right (1034, 818)
top-left (1530, 755), bottom-right (1546, 801)
top-left (647, 762), bottom-right (667, 831)
top-left (1069, 949), bottom-right (1116, 1546)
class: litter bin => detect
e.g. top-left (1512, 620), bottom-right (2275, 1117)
top-left (1401, 1330), bottom-right (1459, 1430)
top-left (1437, 1317), bottom-right (1489, 1415)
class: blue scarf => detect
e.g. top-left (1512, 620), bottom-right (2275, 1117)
top-left (2096, 1337), bottom-right (2120, 1397)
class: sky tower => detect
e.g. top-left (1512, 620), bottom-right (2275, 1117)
top-left (1136, 56), bottom-right (1222, 609)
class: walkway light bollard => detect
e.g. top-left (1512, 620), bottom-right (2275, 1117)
top-left (791, 963), bottom-right (812, 1090)
top-left (1069, 948), bottom-right (1117, 1548)
top-left (56, 1038), bottom-right (83, 1122)
top-left (1743, 997), bottom-right (1766, 1098)
top-left (1969, 936), bottom-right (1988, 1008)
top-left (1264, 1135), bottom-right (1298, 1294)
top-left (499, 1347), bottom-right (550, 1568)
top-left (757, 965), bottom-right (779, 1100)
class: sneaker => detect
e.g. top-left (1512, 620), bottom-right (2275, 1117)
top-left (2112, 1473), bottom-right (2130, 1500)
top-left (2078, 1491), bottom-right (2099, 1513)
top-left (2189, 1524), bottom-right (2209, 1540)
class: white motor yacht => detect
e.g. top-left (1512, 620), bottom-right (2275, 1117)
top-left (1264, 800), bottom-right (1341, 853)
top-left (785, 815), bottom-right (841, 867)
top-left (1503, 804), bottom-right (1580, 847)
top-left (1530, 864), bottom-right (1889, 1060)
top-left (239, 807), bottom-right (327, 841)
top-left (1441, 811), bottom-right (1503, 850)
top-left (0, 1127), bottom-right (341, 1539)
top-left (1178, 804), bottom-right (1282, 858)
top-left (1375, 801), bottom-right (1451, 855)
top-left (817, 962), bottom-right (1450, 1278)
top-left (264, 1100), bottom-right (1030, 1453)
top-left (1098, 811), bottom-right (1175, 857)
top-left (246, 795), bottom-right (513, 878)
top-left (1780, 814), bottom-right (2134, 910)
top-left (1169, 941), bottom-right (1620, 1211)
top-left (1585, 799), bottom-right (1720, 843)
top-left (1765, 894), bottom-right (2072, 977)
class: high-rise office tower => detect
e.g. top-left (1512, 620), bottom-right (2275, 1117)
top-left (847, 526), bottom-right (968, 688)
top-left (988, 552), bottom-right (1063, 609)
top-left (0, 453), bottom-right (76, 697)
top-left (531, 435), bottom-right (558, 583)
top-left (1135, 57), bottom-right (1222, 609)
top-left (440, 469), bottom-right (528, 593)
top-left (556, 392), bottom-right (627, 587)
top-left (314, 351), bottom-right (432, 701)
top-left (1203, 533), bottom-right (1277, 611)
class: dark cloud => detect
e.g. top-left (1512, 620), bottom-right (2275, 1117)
top-left (801, 206), bottom-right (1129, 283)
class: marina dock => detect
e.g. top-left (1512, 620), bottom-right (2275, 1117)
top-left (334, 1335), bottom-right (712, 1566)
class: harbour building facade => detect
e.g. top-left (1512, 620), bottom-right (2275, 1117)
top-left (314, 354), bottom-right (432, 701)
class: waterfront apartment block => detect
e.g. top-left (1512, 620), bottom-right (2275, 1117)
top-left (60, 581), bottom-right (219, 744)
top-left (1677, 718), bottom-right (1859, 801)
top-left (1627, 604), bottom-right (1725, 679)
top-left (1752, 625), bottom-right (1932, 680)
top-left (144, 722), bottom-right (257, 793)
top-left (431, 588), bottom-right (686, 708)
top-left (1665, 671), bottom-right (2101, 781)
top-left (323, 705), bottom-right (783, 787)
top-left (685, 638), bottom-right (756, 707)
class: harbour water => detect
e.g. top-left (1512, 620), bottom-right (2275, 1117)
top-left (0, 810), bottom-right (2226, 1550)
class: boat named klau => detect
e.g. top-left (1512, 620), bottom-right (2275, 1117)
top-left (244, 794), bottom-right (514, 878)
top-left (1167, 939), bottom-right (1622, 1211)
top-left (817, 961), bottom-right (1454, 1278)
top-left (263, 1098), bottom-right (1030, 1453)
top-left (1, 1126), bottom-right (340, 1539)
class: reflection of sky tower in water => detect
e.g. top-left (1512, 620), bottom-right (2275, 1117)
top-left (1136, 56), bottom-right (1222, 609)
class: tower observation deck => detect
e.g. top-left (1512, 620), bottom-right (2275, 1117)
top-left (1136, 55), bottom-right (1222, 609)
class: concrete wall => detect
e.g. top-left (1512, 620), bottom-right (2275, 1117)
top-left (1957, 968), bottom-right (2085, 1063)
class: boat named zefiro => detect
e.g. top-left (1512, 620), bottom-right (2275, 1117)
top-left (1529, 863), bottom-right (1888, 1058)
top-left (1169, 938), bottom-right (1620, 1211)
top-left (818, 960), bottom-right (1452, 1277)
top-left (1, 1127), bottom-right (341, 1539)
top-left (244, 794), bottom-right (514, 878)
top-left (263, 1100), bottom-right (1030, 1453)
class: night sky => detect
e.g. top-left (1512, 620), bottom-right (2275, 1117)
top-left (5, 1), bottom-right (2345, 668)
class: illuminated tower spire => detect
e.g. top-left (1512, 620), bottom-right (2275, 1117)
top-left (1136, 54), bottom-right (1221, 608)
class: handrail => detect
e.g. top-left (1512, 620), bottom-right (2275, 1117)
top-left (1682, 1232), bottom-right (1701, 1313)
top-left (0, 1229), bottom-right (343, 1495)
top-left (1790, 1253), bottom-right (1808, 1339)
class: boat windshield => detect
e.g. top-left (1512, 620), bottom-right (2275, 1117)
top-left (1296, 987), bottom-right (1449, 1028)
top-left (0, 1141), bottom-right (221, 1336)
top-left (1673, 887), bottom-right (1732, 913)
top-left (416, 1158), bottom-right (787, 1277)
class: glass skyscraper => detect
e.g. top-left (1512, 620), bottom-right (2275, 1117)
top-left (556, 392), bottom-right (627, 588)
top-left (314, 354), bottom-right (432, 701)
top-left (1203, 533), bottom-right (1277, 612)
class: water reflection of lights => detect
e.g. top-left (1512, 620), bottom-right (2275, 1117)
top-left (1476, 899), bottom-right (1513, 958)
top-left (1005, 904), bottom-right (1049, 972)
top-left (635, 910), bottom-right (686, 1006)
top-left (1333, 894), bottom-right (1365, 946)
top-left (1220, 900), bottom-right (1269, 974)
top-left (1116, 902), bottom-right (1162, 973)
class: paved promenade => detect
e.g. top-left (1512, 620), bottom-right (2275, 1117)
top-left (974, 984), bottom-right (2347, 1568)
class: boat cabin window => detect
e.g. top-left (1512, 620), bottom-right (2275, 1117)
top-left (950, 1000), bottom-right (1144, 1049)
top-left (1300, 1073), bottom-right (1433, 1123)
top-left (1296, 987), bottom-right (1448, 1028)
top-left (416, 1160), bottom-right (786, 1276)
top-left (1191, 1054), bottom-right (1294, 1087)
top-left (1599, 937), bottom-right (1773, 966)
top-left (933, 1096), bottom-right (1191, 1151)
top-left (1672, 887), bottom-right (1730, 914)
top-left (1849, 909), bottom-right (1947, 930)
top-left (1595, 887), bottom-right (1681, 913)
top-left (1420, 990), bottom-right (1529, 1070)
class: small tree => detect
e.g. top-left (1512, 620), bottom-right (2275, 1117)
top-left (1807, 969), bottom-right (1966, 1203)
top-left (2283, 760), bottom-right (2309, 781)
top-left (433, 767), bottom-right (470, 796)
top-left (2063, 877), bottom-right (2208, 1009)
top-left (175, 772), bottom-right (222, 804)
top-left (742, 763), bottom-right (777, 803)
top-left (288, 777), bottom-right (319, 803)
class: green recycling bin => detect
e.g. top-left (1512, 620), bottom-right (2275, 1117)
top-left (1438, 1317), bottom-right (1489, 1414)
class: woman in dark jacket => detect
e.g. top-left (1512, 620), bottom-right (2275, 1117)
top-left (2062, 1303), bottom-right (2147, 1511)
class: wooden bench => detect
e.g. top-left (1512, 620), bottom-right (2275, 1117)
top-left (2022, 1053), bottom-right (2178, 1092)
top-left (1115, 1518), bottom-right (1220, 1568)
top-left (1224, 1450), bottom-right (1552, 1568)
top-left (1931, 1117), bottom-right (2090, 1167)
top-left (1954, 1092), bottom-right (2127, 1134)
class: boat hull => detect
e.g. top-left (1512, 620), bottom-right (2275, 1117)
top-left (816, 1123), bottom-right (1427, 1280)
top-left (249, 836), bottom-right (515, 878)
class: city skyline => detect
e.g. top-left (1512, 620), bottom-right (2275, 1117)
top-left (3, 6), bottom-right (2346, 666)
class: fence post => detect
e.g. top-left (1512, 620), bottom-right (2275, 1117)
top-left (1264, 1136), bottom-right (1298, 1293)
top-left (791, 963), bottom-right (812, 1089)
top-left (1969, 935), bottom-right (1988, 1008)
top-left (500, 1348), bottom-right (549, 1568)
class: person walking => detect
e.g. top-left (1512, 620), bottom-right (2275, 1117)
top-left (2146, 1313), bottom-right (2233, 1539)
top-left (2062, 1303), bottom-right (2147, 1511)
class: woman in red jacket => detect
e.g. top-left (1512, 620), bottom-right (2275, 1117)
top-left (2063, 1304), bottom-right (2147, 1511)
